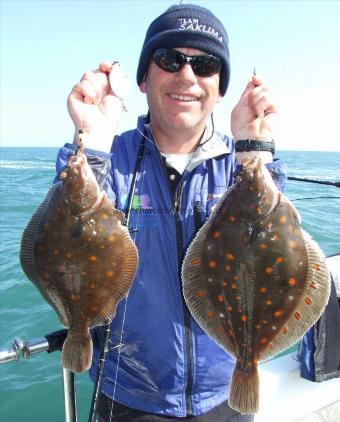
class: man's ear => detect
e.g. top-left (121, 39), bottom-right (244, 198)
top-left (139, 74), bottom-right (147, 93)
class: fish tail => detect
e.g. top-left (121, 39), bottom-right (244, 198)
top-left (61, 330), bottom-right (92, 373)
top-left (228, 363), bottom-right (259, 415)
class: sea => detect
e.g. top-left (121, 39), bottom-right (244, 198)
top-left (0, 148), bottom-right (339, 422)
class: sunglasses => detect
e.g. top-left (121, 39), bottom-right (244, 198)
top-left (152, 48), bottom-right (221, 77)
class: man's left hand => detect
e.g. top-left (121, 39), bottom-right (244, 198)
top-left (231, 76), bottom-right (279, 141)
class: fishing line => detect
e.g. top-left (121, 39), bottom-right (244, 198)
top-left (108, 137), bottom-right (146, 422)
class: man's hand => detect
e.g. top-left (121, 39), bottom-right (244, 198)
top-left (67, 62), bottom-right (129, 152)
top-left (231, 76), bottom-right (279, 141)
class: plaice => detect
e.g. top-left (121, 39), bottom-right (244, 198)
top-left (182, 157), bottom-right (330, 414)
top-left (20, 146), bottom-right (138, 373)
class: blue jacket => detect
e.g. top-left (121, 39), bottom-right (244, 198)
top-left (56, 116), bottom-right (287, 417)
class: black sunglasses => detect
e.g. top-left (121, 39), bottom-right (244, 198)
top-left (152, 48), bottom-right (221, 77)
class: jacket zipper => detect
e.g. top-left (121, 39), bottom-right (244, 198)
top-left (156, 152), bottom-right (194, 416)
top-left (174, 181), bottom-right (194, 416)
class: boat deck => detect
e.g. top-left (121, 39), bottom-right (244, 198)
top-left (255, 353), bottom-right (340, 422)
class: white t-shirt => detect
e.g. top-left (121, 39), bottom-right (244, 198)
top-left (161, 152), bottom-right (195, 174)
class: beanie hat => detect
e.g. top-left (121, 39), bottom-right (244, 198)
top-left (136, 4), bottom-right (230, 96)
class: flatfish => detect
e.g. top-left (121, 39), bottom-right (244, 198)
top-left (20, 145), bottom-right (138, 373)
top-left (182, 157), bottom-right (330, 414)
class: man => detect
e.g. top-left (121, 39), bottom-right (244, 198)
top-left (57, 4), bottom-right (285, 421)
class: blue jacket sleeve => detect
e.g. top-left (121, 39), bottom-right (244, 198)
top-left (54, 143), bottom-right (116, 204)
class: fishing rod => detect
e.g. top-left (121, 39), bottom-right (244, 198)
top-left (88, 135), bottom-right (147, 422)
top-left (0, 329), bottom-right (77, 422)
top-left (288, 176), bottom-right (340, 188)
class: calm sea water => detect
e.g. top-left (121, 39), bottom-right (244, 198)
top-left (0, 148), bottom-right (339, 421)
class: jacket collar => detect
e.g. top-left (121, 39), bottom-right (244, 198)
top-left (137, 115), bottom-right (230, 172)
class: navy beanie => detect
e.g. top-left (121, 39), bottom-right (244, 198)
top-left (136, 4), bottom-right (230, 96)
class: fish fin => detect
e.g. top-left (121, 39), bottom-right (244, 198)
top-left (61, 330), bottom-right (92, 373)
top-left (260, 230), bottom-right (331, 362)
top-left (20, 184), bottom-right (60, 282)
top-left (182, 218), bottom-right (236, 356)
top-left (228, 362), bottom-right (259, 414)
top-left (90, 227), bottom-right (139, 327)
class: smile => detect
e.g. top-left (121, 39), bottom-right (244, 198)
top-left (168, 94), bottom-right (199, 102)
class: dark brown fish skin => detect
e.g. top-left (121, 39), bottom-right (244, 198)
top-left (182, 158), bottom-right (330, 414)
top-left (20, 148), bottom-right (138, 373)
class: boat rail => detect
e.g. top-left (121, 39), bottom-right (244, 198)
top-left (0, 329), bottom-right (77, 422)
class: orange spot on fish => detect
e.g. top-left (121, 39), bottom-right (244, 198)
top-left (213, 231), bottom-right (221, 238)
top-left (279, 216), bottom-right (287, 224)
top-left (288, 240), bottom-right (297, 248)
top-left (208, 260), bottom-right (217, 269)
top-left (276, 257), bottom-right (284, 263)
top-left (259, 243), bottom-right (268, 250)
top-left (260, 287), bottom-right (267, 293)
top-left (225, 265), bottom-right (231, 271)
top-left (89, 255), bottom-right (97, 262)
top-left (309, 282), bottom-right (317, 289)
top-left (288, 277), bottom-right (297, 286)
top-left (272, 234), bottom-right (279, 241)
top-left (268, 343), bottom-right (274, 349)
top-left (90, 284), bottom-right (96, 289)
top-left (233, 275), bottom-right (239, 281)
top-left (217, 294), bottom-right (224, 302)
top-left (241, 315), bottom-right (248, 322)
top-left (101, 213), bottom-right (109, 220)
top-left (91, 306), bottom-right (98, 311)
top-left (235, 296), bottom-right (241, 302)
top-left (260, 338), bottom-right (268, 345)
top-left (305, 297), bottom-right (312, 305)
top-left (256, 324), bottom-right (261, 330)
top-left (222, 281), bottom-right (228, 287)
top-left (191, 258), bottom-right (201, 266)
top-left (265, 300), bottom-right (272, 305)
top-left (294, 311), bottom-right (301, 320)
top-left (313, 263), bottom-right (321, 271)
top-left (71, 294), bottom-right (80, 301)
top-left (229, 216), bottom-right (236, 222)
top-left (108, 236), bottom-right (115, 242)
top-left (274, 310), bottom-right (284, 318)
top-left (197, 290), bottom-right (205, 298)
top-left (226, 254), bottom-right (235, 261)
top-left (231, 284), bottom-right (237, 290)
top-left (227, 306), bottom-right (233, 312)
top-left (106, 271), bottom-right (113, 277)
top-left (266, 267), bottom-right (273, 274)
top-left (207, 311), bottom-right (214, 318)
top-left (282, 326), bottom-right (288, 334)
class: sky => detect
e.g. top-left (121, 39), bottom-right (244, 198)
top-left (1, 0), bottom-right (340, 151)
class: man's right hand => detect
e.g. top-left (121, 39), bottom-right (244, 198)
top-left (67, 62), bottom-right (129, 152)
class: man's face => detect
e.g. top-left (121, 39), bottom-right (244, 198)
top-left (139, 47), bottom-right (221, 136)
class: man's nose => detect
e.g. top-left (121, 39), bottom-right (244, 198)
top-left (175, 63), bottom-right (197, 84)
